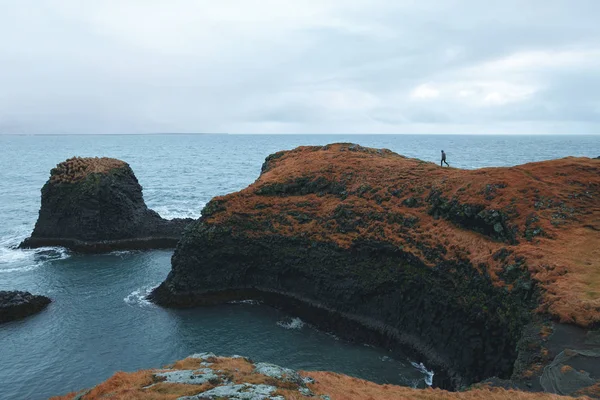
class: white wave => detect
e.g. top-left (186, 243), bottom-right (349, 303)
top-left (227, 299), bottom-right (261, 305)
top-left (0, 264), bottom-right (41, 274)
top-left (410, 361), bottom-right (434, 386)
top-left (108, 250), bottom-right (139, 257)
top-left (0, 245), bottom-right (32, 264)
top-left (276, 317), bottom-right (305, 330)
top-left (0, 240), bottom-right (70, 274)
top-left (124, 284), bottom-right (159, 307)
top-left (31, 246), bottom-right (70, 261)
top-left (153, 204), bottom-right (203, 220)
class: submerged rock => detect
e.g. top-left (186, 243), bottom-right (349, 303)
top-left (150, 143), bottom-right (600, 392)
top-left (20, 157), bottom-right (193, 252)
top-left (0, 290), bottom-right (51, 323)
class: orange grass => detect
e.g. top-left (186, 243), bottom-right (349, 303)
top-left (50, 356), bottom-right (314, 400)
top-left (49, 157), bottom-right (127, 184)
top-left (51, 356), bottom-right (590, 400)
top-left (576, 383), bottom-right (600, 398)
top-left (304, 371), bottom-right (590, 400)
top-left (203, 144), bottom-right (600, 326)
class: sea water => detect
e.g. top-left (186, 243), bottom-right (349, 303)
top-left (0, 134), bottom-right (597, 399)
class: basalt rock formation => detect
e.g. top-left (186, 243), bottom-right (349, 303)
top-left (20, 157), bottom-right (193, 252)
top-left (0, 290), bottom-right (51, 323)
top-left (51, 353), bottom-right (587, 400)
top-left (150, 144), bottom-right (600, 394)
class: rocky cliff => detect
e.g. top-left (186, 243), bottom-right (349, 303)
top-left (0, 290), bottom-right (51, 323)
top-left (150, 144), bottom-right (600, 394)
top-left (20, 157), bottom-right (193, 252)
top-left (51, 353), bottom-right (592, 400)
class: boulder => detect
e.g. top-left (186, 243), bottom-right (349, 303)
top-left (0, 290), bottom-right (51, 323)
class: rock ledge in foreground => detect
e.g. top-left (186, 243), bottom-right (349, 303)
top-left (51, 353), bottom-right (590, 400)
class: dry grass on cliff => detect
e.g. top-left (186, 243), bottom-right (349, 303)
top-left (49, 356), bottom-right (590, 400)
top-left (50, 356), bottom-right (311, 400)
top-left (50, 369), bottom-right (204, 400)
top-left (205, 144), bottom-right (600, 327)
top-left (304, 371), bottom-right (590, 400)
top-left (49, 157), bottom-right (127, 184)
top-left (576, 382), bottom-right (600, 398)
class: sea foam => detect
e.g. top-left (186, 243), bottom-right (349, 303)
top-left (153, 203), bottom-right (204, 220)
top-left (124, 284), bottom-right (159, 307)
top-left (410, 361), bottom-right (434, 386)
top-left (276, 317), bottom-right (305, 330)
top-left (0, 232), bottom-right (70, 274)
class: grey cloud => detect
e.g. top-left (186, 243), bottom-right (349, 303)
top-left (1, 0), bottom-right (600, 134)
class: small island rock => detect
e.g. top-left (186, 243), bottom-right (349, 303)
top-left (0, 290), bottom-right (51, 323)
top-left (20, 157), bottom-right (193, 252)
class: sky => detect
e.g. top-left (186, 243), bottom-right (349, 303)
top-left (1, 0), bottom-right (599, 135)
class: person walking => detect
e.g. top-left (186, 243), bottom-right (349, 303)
top-left (441, 150), bottom-right (449, 167)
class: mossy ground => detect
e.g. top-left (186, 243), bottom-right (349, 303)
top-left (49, 157), bottom-right (127, 184)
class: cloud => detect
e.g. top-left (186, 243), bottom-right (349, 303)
top-left (0, 0), bottom-right (599, 134)
top-left (410, 84), bottom-right (440, 100)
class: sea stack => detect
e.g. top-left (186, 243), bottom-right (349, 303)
top-left (20, 157), bottom-right (193, 252)
top-left (151, 144), bottom-right (600, 395)
top-left (0, 291), bottom-right (51, 323)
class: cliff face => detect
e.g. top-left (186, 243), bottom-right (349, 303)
top-left (150, 144), bottom-right (600, 391)
top-left (21, 157), bottom-right (192, 252)
top-left (51, 354), bottom-right (589, 400)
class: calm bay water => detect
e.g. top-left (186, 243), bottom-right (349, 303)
top-left (0, 134), bottom-right (598, 400)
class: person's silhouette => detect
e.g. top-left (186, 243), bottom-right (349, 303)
top-left (441, 150), bottom-right (449, 167)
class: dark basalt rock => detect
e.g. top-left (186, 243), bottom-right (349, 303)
top-left (20, 157), bottom-right (193, 252)
top-left (0, 291), bottom-right (51, 323)
top-left (427, 189), bottom-right (518, 244)
top-left (151, 222), bottom-right (535, 390)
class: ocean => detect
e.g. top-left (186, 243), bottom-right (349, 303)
top-left (0, 134), bottom-right (597, 400)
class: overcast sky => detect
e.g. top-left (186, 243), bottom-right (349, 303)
top-left (1, 0), bottom-right (599, 134)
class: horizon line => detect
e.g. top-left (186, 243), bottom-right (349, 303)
top-left (2, 132), bottom-right (600, 136)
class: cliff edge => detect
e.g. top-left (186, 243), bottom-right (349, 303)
top-left (150, 144), bottom-right (600, 394)
top-left (20, 157), bottom-right (193, 252)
